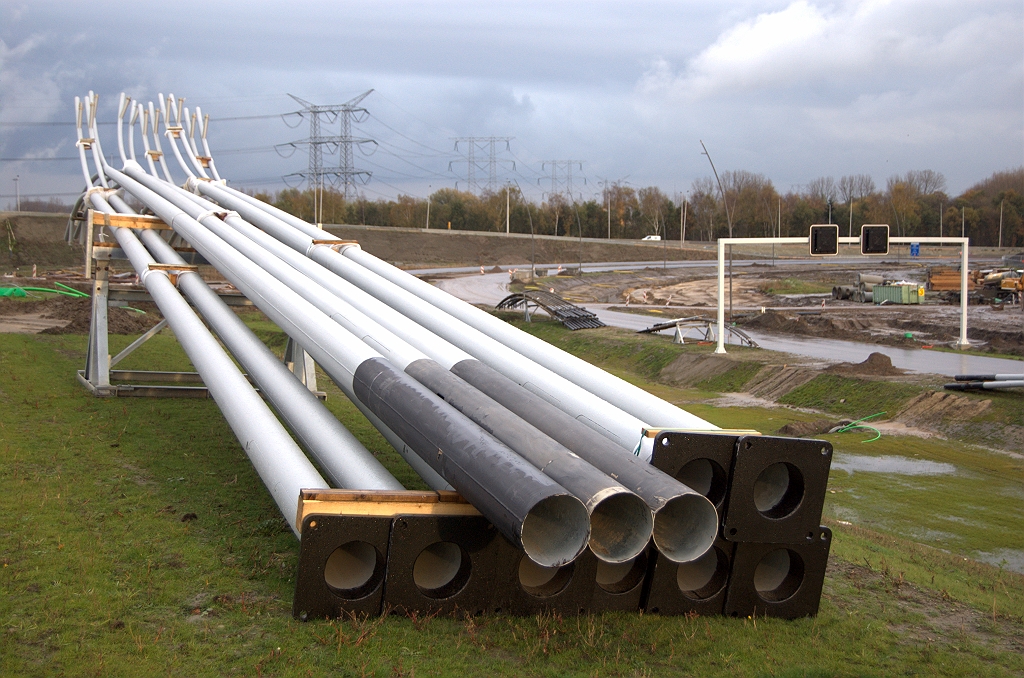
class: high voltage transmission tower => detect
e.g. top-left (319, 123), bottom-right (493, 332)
top-left (541, 160), bottom-right (584, 201)
top-left (449, 137), bottom-right (514, 194)
top-left (278, 90), bottom-right (376, 224)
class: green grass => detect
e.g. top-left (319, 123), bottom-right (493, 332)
top-left (922, 344), bottom-right (1024, 362)
top-left (498, 313), bottom-right (688, 381)
top-left (778, 374), bottom-right (923, 419)
top-left (2, 325), bottom-right (1023, 676)
top-left (693, 362), bottom-right (765, 394)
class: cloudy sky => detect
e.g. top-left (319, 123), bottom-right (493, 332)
top-left (1, 0), bottom-right (1021, 207)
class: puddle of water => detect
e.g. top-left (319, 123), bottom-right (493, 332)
top-left (832, 453), bottom-right (957, 476)
top-left (908, 527), bottom-right (960, 543)
top-left (975, 548), bottom-right (1024, 575)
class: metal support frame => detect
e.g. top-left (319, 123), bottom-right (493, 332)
top-left (83, 248), bottom-right (111, 394)
top-left (283, 336), bottom-right (322, 396)
top-left (715, 236), bottom-right (971, 354)
top-left (78, 240), bottom-right (262, 399)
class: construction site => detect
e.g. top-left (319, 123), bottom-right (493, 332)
top-left (1, 93), bottom-right (1022, 677)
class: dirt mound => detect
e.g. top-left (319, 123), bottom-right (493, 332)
top-left (744, 365), bottom-right (819, 401)
top-left (741, 310), bottom-right (875, 338)
top-left (893, 391), bottom-right (991, 428)
top-left (741, 310), bottom-right (796, 332)
top-left (323, 224), bottom-right (716, 268)
top-left (0, 297), bottom-right (51, 316)
top-left (2, 296), bottom-right (166, 335)
top-left (827, 352), bottom-right (905, 376)
top-left (658, 353), bottom-right (740, 387)
top-left (968, 326), bottom-right (1024, 358)
top-left (776, 419), bottom-right (835, 438)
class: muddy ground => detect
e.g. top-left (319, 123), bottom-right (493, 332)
top-left (533, 262), bottom-right (1024, 357)
top-left (0, 295), bottom-right (163, 334)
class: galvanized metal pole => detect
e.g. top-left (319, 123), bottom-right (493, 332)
top-left (132, 170), bottom-right (652, 565)
top-left (105, 162), bottom-right (591, 567)
top-left (198, 185), bottom-right (717, 432)
top-left (187, 183), bottom-right (717, 563)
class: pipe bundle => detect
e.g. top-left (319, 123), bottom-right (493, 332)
top-left (945, 373), bottom-right (1024, 391)
top-left (72, 92), bottom-right (722, 594)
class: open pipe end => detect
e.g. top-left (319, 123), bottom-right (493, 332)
top-left (652, 492), bottom-right (719, 564)
top-left (520, 494), bottom-right (590, 568)
top-left (587, 490), bottom-right (655, 564)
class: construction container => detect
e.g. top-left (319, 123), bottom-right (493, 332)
top-left (873, 284), bottom-right (923, 304)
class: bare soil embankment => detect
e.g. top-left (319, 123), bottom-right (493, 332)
top-left (0, 296), bottom-right (162, 335)
top-left (323, 224), bottom-right (715, 268)
top-left (1, 212), bottom-right (82, 272)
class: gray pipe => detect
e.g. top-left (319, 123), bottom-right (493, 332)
top-left (221, 184), bottom-right (714, 431)
top-left (138, 175), bottom-right (651, 563)
top-left (187, 181), bottom-right (716, 563)
top-left (448, 358), bottom-right (718, 563)
top-left (944, 380), bottom-right (1024, 391)
top-left (100, 185), bottom-right (402, 492)
top-left (87, 194), bottom-right (328, 535)
top-left (344, 243), bottom-right (717, 429)
top-left (105, 162), bottom-right (590, 566)
top-left (405, 359), bottom-right (653, 563)
top-left (138, 230), bottom-right (402, 491)
top-left (190, 181), bottom-right (652, 452)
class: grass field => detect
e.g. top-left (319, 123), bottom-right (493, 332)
top-left (2, 318), bottom-right (1023, 676)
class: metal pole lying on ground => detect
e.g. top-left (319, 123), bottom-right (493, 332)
top-left (125, 164), bottom-right (651, 565)
top-left (187, 179), bottom-right (718, 563)
top-left (102, 159), bottom-right (591, 567)
top-left (188, 183), bottom-right (717, 432)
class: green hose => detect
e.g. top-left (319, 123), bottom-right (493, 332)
top-left (53, 282), bottom-right (89, 298)
top-left (835, 411), bottom-right (886, 443)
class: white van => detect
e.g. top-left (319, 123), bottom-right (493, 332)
top-left (641, 235), bottom-right (661, 241)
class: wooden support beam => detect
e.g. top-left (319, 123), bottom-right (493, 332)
top-left (296, 489), bottom-right (480, 532)
top-left (93, 211), bottom-right (172, 230)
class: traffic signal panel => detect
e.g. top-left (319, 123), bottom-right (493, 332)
top-left (809, 225), bottom-right (839, 256)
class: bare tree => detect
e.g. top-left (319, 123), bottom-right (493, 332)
top-left (838, 176), bottom-right (856, 206)
top-left (689, 177), bottom-right (719, 241)
top-left (908, 170), bottom-right (947, 195)
top-left (807, 176), bottom-right (838, 205)
top-left (855, 174), bottom-right (876, 200)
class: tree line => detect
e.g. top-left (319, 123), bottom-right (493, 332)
top-left (250, 165), bottom-right (1020, 250)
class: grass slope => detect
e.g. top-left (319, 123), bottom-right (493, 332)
top-left (1, 323), bottom-right (1022, 676)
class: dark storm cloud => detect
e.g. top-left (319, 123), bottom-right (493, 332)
top-left (1, 0), bottom-right (1021, 204)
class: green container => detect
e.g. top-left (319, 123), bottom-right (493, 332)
top-left (873, 284), bottom-right (922, 304)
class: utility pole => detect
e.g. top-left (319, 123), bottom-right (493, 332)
top-left (450, 137), bottom-right (513, 194)
top-left (13, 175), bottom-right (20, 211)
top-left (681, 199), bottom-right (687, 247)
top-left (281, 91), bottom-right (375, 225)
top-left (962, 207), bottom-right (965, 238)
top-left (425, 188), bottom-right (431, 230)
top-left (506, 185), bottom-right (510, 234)
top-left (999, 199), bottom-right (1004, 248)
top-left (699, 141), bottom-right (732, 238)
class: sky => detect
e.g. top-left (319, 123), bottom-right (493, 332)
top-left (1, 0), bottom-right (1022, 208)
